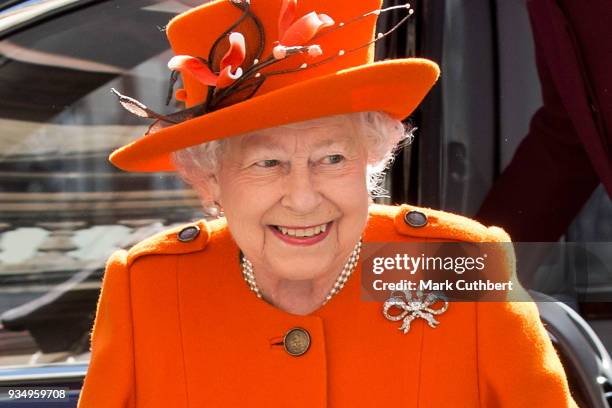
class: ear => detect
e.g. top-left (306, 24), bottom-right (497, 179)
top-left (208, 173), bottom-right (222, 206)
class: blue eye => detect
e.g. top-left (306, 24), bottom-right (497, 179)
top-left (322, 154), bottom-right (345, 164)
top-left (255, 159), bottom-right (280, 168)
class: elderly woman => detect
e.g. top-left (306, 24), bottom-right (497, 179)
top-left (77, 0), bottom-right (577, 407)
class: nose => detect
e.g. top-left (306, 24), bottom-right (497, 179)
top-left (280, 163), bottom-right (323, 214)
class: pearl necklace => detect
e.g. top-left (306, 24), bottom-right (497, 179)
top-left (240, 239), bottom-right (362, 306)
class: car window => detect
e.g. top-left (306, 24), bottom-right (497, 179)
top-left (0, 0), bottom-right (204, 369)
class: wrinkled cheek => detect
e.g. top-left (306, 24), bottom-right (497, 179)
top-left (340, 209), bottom-right (368, 241)
top-left (346, 196), bottom-right (370, 240)
top-left (261, 224), bottom-right (273, 251)
top-left (224, 211), bottom-right (261, 254)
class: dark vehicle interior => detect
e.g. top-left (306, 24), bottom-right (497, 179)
top-left (0, 0), bottom-right (611, 407)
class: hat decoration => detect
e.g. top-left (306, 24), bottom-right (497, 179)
top-left (111, 0), bottom-right (415, 136)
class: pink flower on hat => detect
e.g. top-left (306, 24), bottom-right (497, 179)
top-left (167, 55), bottom-right (217, 85)
top-left (217, 32), bottom-right (246, 88)
top-left (277, 0), bottom-right (334, 47)
top-left (168, 32), bottom-right (246, 89)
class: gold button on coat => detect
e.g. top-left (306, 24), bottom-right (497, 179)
top-left (178, 225), bottom-right (200, 242)
top-left (404, 210), bottom-right (428, 228)
top-left (283, 327), bottom-right (311, 357)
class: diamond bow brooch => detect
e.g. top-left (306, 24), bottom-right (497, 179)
top-left (383, 290), bottom-right (449, 334)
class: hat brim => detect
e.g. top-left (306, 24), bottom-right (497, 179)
top-left (109, 58), bottom-right (440, 172)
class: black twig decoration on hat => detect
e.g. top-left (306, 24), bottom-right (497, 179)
top-left (111, 0), bottom-right (415, 136)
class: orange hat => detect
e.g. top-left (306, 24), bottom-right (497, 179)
top-left (109, 0), bottom-right (440, 172)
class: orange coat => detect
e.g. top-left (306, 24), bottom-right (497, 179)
top-left (77, 204), bottom-right (577, 407)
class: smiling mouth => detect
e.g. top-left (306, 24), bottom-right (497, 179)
top-left (271, 221), bottom-right (331, 238)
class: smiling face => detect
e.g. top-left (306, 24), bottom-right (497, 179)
top-left (212, 117), bottom-right (370, 283)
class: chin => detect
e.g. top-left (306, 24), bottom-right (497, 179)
top-left (271, 258), bottom-right (332, 281)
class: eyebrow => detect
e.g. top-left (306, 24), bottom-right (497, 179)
top-left (239, 134), bottom-right (285, 152)
top-left (239, 132), bottom-right (353, 151)
top-left (311, 138), bottom-right (349, 149)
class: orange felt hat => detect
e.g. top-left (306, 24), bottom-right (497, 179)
top-left (109, 0), bottom-right (440, 172)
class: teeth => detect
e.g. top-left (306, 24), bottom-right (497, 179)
top-left (275, 223), bottom-right (329, 237)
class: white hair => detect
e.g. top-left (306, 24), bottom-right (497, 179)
top-left (171, 111), bottom-right (414, 216)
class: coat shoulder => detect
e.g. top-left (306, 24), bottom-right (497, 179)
top-left (366, 203), bottom-right (511, 242)
top-left (121, 204), bottom-right (511, 265)
top-left (123, 217), bottom-right (228, 266)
